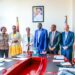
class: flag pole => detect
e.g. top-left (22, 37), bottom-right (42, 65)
top-left (65, 16), bottom-right (68, 25)
top-left (16, 17), bottom-right (19, 32)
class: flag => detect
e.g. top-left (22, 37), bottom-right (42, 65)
top-left (16, 17), bottom-right (19, 32)
top-left (65, 16), bottom-right (68, 25)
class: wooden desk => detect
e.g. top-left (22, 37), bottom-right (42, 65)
top-left (0, 54), bottom-right (74, 75)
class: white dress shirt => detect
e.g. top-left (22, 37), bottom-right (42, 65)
top-left (38, 30), bottom-right (42, 43)
top-left (51, 31), bottom-right (56, 45)
top-left (65, 32), bottom-right (68, 41)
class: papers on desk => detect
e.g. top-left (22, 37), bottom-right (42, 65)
top-left (0, 63), bottom-right (4, 66)
top-left (59, 67), bottom-right (75, 72)
top-left (54, 55), bottom-right (64, 60)
top-left (58, 70), bottom-right (75, 75)
top-left (13, 54), bottom-right (28, 60)
top-left (53, 55), bottom-right (65, 62)
top-left (53, 59), bottom-right (64, 62)
top-left (0, 58), bottom-right (13, 62)
top-left (16, 55), bottom-right (24, 58)
top-left (13, 58), bottom-right (28, 60)
top-left (4, 59), bottom-right (12, 62)
top-left (60, 62), bottom-right (71, 66)
top-left (0, 67), bottom-right (5, 71)
top-left (16, 54), bottom-right (26, 58)
top-left (0, 58), bottom-right (4, 62)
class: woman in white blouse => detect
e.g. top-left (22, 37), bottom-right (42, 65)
top-left (22, 27), bottom-right (34, 53)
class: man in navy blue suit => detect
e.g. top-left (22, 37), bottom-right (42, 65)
top-left (48, 24), bottom-right (61, 54)
top-left (34, 23), bottom-right (48, 55)
top-left (61, 25), bottom-right (74, 62)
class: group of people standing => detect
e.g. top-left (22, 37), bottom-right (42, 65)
top-left (0, 26), bottom-right (22, 58)
top-left (0, 23), bottom-right (74, 62)
top-left (34, 23), bottom-right (74, 62)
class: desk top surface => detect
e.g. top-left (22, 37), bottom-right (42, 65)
top-left (0, 54), bottom-right (75, 75)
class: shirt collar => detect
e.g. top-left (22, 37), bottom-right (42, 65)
top-left (52, 30), bottom-right (56, 33)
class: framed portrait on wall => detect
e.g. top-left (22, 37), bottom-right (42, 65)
top-left (32, 6), bottom-right (44, 22)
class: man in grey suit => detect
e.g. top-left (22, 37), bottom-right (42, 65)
top-left (48, 24), bottom-right (61, 54)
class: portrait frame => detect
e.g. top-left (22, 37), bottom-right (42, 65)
top-left (32, 6), bottom-right (44, 22)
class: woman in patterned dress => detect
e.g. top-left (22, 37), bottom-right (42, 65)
top-left (9, 25), bottom-right (22, 57)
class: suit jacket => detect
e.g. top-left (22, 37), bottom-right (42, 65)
top-left (61, 31), bottom-right (74, 51)
top-left (34, 28), bottom-right (48, 53)
top-left (48, 31), bottom-right (61, 51)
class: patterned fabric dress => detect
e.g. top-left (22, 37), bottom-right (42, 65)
top-left (9, 32), bottom-right (22, 57)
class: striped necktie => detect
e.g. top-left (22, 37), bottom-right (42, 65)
top-left (51, 32), bottom-right (55, 45)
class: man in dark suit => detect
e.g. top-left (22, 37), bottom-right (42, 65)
top-left (61, 25), bottom-right (74, 62)
top-left (34, 23), bottom-right (48, 55)
top-left (48, 24), bottom-right (61, 54)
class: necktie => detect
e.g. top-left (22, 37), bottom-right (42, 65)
top-left (27, 37), bottom-right (30, 51)
top-left (64, 32), bottom-right (68, 44)
top-left (51, 32), bottom-right (55, 45)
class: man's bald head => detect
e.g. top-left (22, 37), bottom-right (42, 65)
top-left (38, 23), bottom-right (42, 29)
top-left (64, 25), bottom-right (69, 32)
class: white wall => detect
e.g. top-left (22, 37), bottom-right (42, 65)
top-left (73, 0), bottom-right (75, 33)
top-left (0, 0), bottom-right (73, 36)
